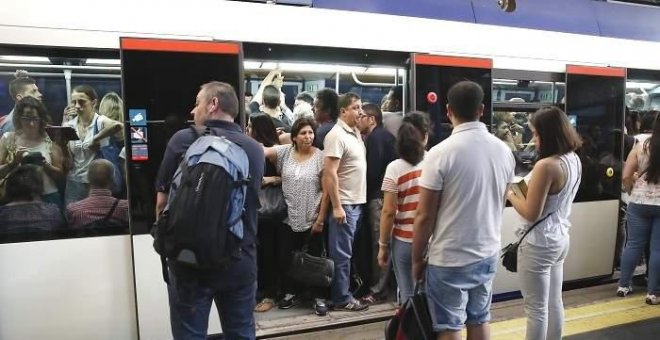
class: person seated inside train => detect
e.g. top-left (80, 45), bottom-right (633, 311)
top-left (66, 159), bottom-right (128, 229)
top-left (0, 70), bottom-right (44, 136)
top-left (381, 86), bottom-right (404, 137)
top-left (0, 97), bottom-right (64, 209)
top-left (249, 69), bottom-right (293, 121)
top-left (312, 88), bottom-right (339, 150)
top-left (0, 164), bottom-right (64, 232)
top-left (257, 85), bottom-right (292, 133)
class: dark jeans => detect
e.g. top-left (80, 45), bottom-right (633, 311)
top-left (167, 270), bottom-right (256, 340)
top-left (279, 224), bottom-right (326, 296)
top-left (257, 218), bottom-right (282, 298)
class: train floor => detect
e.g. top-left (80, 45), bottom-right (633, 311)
top-left (258, 282), bottom-right (660, 339)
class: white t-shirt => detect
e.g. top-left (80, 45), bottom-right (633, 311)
top-left (420, 122), bottom-right (515, 267)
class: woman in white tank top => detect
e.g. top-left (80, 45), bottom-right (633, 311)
top-left (506, 107), bottom-right (582, 340)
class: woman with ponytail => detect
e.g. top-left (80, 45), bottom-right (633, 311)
top-left (376, 111), bottom-right (430, 302)
top-left (620, 113), bottom-right (660, 304)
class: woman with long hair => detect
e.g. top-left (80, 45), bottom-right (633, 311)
top-left (248, 114), bottom-right (285, 313)
top-left (376, 111), bottom-right (430, 302)
top-left (263, 117), bottom-right (330, 316)
top-left (506, 106), bottom-right (582, 340)
top-left (0, 97), bottom-right (64, 208)
top-left (619, 113), bottom-right (660, 304)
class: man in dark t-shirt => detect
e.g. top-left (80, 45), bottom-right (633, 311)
top-left (155, 81), bottom-right (264, 340)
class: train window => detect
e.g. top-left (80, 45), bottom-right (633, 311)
top-left (566, 72), bottom-right (625, 202)
top-left (0, 51), bottom-right (128, 243)
top-left (491, 78), bottom-right (566, 178)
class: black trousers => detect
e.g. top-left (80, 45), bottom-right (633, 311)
top-left (257, 218), bottom-right (282, 299)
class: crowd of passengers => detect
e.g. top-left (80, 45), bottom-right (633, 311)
top-left (2, 68), bottom-right (660, 340)
top-left (0, 71), bottom-right (129, 231)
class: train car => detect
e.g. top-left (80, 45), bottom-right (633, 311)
top-left (1, 1), bottom-right (660, 339)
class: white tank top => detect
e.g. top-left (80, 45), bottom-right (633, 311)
top-left (517, 152), bottom-right (582, 247)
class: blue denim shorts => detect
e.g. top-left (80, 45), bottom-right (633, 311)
top-left (425, 255), bottom-right (497, 332)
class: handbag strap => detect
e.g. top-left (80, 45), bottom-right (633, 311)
top-left (302, 232), bottom-right (327, 257)
top-left (103, 198), bottom-right (120, 223)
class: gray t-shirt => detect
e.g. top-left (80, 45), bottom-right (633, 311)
top-left (275, 145), bottom-right (324, 232)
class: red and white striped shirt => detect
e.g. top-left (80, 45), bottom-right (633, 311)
top-left (381, 159), bottom-right (423, 243)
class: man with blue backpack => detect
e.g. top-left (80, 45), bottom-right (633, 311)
top-left (154, 81), bottom-right (264, 340)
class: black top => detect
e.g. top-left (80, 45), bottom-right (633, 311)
top-left (314, 121), bottom-right (336, 150)
top-left (366, 126), bottom-right (397, 200)
top-left (155, 119), bottom-right (265, 288)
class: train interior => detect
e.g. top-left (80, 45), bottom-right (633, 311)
top-left (0, 40), bottom-right (659, 338)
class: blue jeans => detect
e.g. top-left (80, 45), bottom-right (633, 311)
top-left (328, 204), bottom-right (362, 305)
top-left (425, 255), bottom-right (497, 332)
top-left (619, 203), bottom-right (660, 294)
top-left (391, 238), bottom-right (413, 303)
top-left (167, 271), bottom-right (256, 340)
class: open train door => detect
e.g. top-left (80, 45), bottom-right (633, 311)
top-left (563, 65), bottom-right (626, 280)
top-left (120, 37), bottom-right (244, 340)
top-left (410, 53), bottom-right (493, 146)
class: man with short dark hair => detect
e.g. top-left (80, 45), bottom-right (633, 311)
top-left (66, 159), bottom-right (129, 228)
top-left (322, 92), bottom-right (369, 312)
top-left (313, 88), bottom-right (339, 149)
top-left (1, 70), bottom-right (43, 135)
top-left (261, 84), bottom-right (292, 132)
top-left (155, 81), bottom-right (264, 339)
top-left (357, 103), bottom-right (397, 303)
top-left (412, 81), bottom-right (514, 340)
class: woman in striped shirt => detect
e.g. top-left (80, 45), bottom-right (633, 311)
top-left (377, 111), bottom-right (430, 302)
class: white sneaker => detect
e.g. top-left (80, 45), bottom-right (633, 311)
top-left (617, 286), bottom-right (633, 297)
top-left (646, 294), bottom-right (659, 305)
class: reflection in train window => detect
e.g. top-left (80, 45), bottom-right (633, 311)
top-left (490, 78), bottom-right (566, 178)
top-left (0, 52), bottom-right (128, 243)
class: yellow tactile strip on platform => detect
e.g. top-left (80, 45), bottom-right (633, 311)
top-left (485, 298), bottom-right (660, 340)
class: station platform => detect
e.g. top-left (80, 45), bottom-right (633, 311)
top-left (257, 282), bottom-right (660, 340)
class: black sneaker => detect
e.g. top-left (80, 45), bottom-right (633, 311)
top-left (334, 298), bottom-right (369, 312)
top-left (314, 298), bottom-right (328, 316)
top-left (278, 294), bottom-right (297, 309)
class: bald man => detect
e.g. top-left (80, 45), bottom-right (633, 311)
top-left (66, 159), bottom-right (128, 228)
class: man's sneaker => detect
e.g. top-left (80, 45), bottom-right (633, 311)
top-left (314, 298), bottom-right (328, 316)
top-left (646, 294), bottom-right (659, 305)
top-left (334, 298), bottom-right (369, 312)
top-left (617, 286), bottom-right (633, 297)
top-left (278, 294), bottom-right (297, 309)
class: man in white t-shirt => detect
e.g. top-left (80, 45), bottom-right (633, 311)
top-left (412, 81), bottom-right (515, 339)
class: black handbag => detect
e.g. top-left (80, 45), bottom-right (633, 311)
top-left (288, 237), bottom-right (334, 288)
top-left (501, 213), bottom-right (552, 272)
top-left (258, 184), bottom-right (287, 219)
top-left (385, 282), bottom-right (434, 340)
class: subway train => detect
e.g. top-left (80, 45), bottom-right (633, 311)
top-left (1, 1), bottom-right (660, 339)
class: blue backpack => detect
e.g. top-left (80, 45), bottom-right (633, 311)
top-left (153, 128), bottom-right (250, 281)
